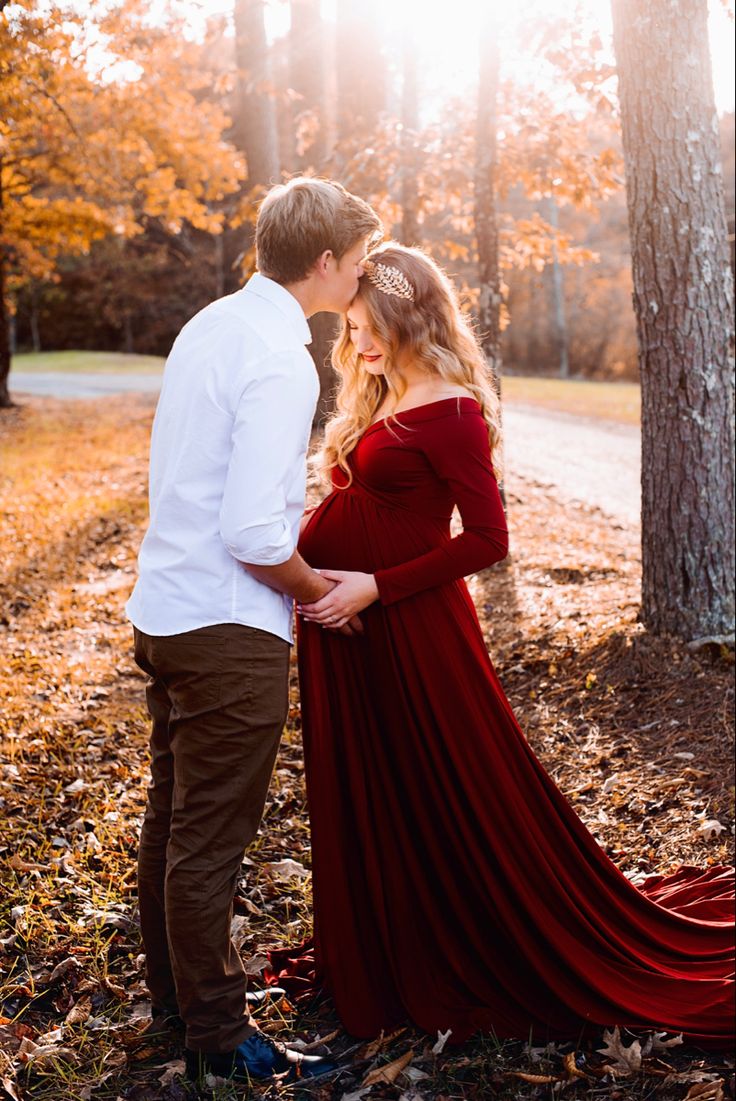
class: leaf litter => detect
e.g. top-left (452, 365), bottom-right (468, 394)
top-left (0, 395), bottom-right (733, 1100)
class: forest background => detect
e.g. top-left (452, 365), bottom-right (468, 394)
top-left (1, 1), bottom-right (735, 1099)
top-left (4, 0), bottom-right (734, 395)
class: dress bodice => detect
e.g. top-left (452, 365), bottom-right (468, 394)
top-left (302, 398), bottom-right (509, 605)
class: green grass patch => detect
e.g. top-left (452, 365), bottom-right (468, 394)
top-left (502, 375), bottom-right (640, 426)
top-left (11, 350), bottom-right (165, 374)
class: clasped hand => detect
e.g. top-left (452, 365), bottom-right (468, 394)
top-left (299, 570), bottom-right (379, 630)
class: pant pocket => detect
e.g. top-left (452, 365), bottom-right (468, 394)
top-left (152, 628), bottom-right (230, 717)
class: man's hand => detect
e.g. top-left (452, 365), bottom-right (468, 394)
top-left (333, 614), bottom-right (365, 637)
top-left (298, 570), bottom-right (378, 629)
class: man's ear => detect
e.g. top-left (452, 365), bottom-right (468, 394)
top-left (314, 249), bottom-right (333, 276)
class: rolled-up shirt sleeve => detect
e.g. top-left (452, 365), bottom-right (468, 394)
top-left (219, 350), bottom-right (316, 565)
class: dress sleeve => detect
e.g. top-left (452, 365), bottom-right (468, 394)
top-left (374, 409), bottom-right (508, 605)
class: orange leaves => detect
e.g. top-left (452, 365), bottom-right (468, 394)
top-left (563, 1050), bottom-right (588, 1079)
top-left (501, 213), bottom-right (600, 273)
top-left (357, 1028), bottom-right (407, 1061)
top-left (1, 0), bottom-right (243, 291)
top-left (505, 1046), bottom-right (591, 1087)
top-left (503, 1032), bottom-right (719, 1094)
top-left (684, 1082), bottom-right (726, 1101)
top-left (361, 1048), bottom-right (413, 1087)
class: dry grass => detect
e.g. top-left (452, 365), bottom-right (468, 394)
top-left (502, 375), bottom-right (641, 425)
top-left (10, 351), bottom-right (165, 374)
top-left (0, 395), bottom-right (732, 1101)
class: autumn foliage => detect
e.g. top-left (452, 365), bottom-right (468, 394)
top-left (0, 0), bottom-right (244, 400)
top-left (4, 1), bottom-right (734, 398)
top-left (2, 1), bottom-right (639, 392)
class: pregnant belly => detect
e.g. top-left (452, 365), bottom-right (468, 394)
top-left (299, 489), bottom-right (448, 574)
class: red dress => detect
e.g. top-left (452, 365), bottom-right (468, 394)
top-left (280, 397), bottom-right (734, 1047)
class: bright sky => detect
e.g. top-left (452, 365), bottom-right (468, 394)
top-left (177, 0), bottom-right (735, 115)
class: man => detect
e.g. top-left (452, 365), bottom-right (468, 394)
top-left (126, 177), bottom-right (382, 1083)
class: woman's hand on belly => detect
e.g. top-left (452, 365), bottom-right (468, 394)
top-left (298, 570), bottom-right (379, 629)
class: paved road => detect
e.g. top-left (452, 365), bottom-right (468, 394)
top-left (10, 373), bottom-right (641, 525)
top-left (11, 371), bottom-right (162, 398)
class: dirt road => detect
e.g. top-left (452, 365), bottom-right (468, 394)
top-left (10, 371), bottom-right (162, 398)
top-left (10, 373), bottom-right (641, 525)
top-left (503, 405), bottom-right (640, 527)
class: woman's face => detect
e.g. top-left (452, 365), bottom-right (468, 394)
top-left (346, 297), bottom-right (388, 376)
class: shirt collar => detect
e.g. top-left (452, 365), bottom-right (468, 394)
top-left (244, 272), bottom-right (313, 345)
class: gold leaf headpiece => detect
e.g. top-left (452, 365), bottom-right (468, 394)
top-left (363, 260), bottom-right (415, 301)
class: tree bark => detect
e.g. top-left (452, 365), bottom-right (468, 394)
top-left (214, 232), bottom-right (225, 301)
top-left (611, 0), bottom-right (735, 639)
top-left (400, 27), bottom-right (420, 247)
top-left (308, 311), bottom-right (340, 424)
top-left (474, 10), bottom-right (502, 382)
top-left (30, 283), bottom-right (41, 353)
top-left (335, 0), bottom-right (386, 147)
top-left (228, 0), bottom-right (280, 295)
top-left (0, 158), bottom-right (13, 408)
top-left (233, 0), bottom-right (280, 188)
top-left (547, 195), bottom-right (570, 378)
top-left (289, 0), bottom-right (326, 171)
top-left (475, 11), bottom-right (506, 506)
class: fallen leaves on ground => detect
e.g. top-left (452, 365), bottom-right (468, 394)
top-left (597, 1026), bottom-right (642, 1076)
top-left (0, 396), bottom-right (733, 1101)
top-left (685, 1083), bottom-right (726, 1101)
top-left (362, 1049), bottom-right (414, 1086)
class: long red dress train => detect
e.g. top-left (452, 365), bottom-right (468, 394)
top-left (273, 398), bottom-right (734, 1048)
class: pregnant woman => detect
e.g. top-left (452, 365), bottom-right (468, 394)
top-left (275, 243), bottom-right (734, 1048)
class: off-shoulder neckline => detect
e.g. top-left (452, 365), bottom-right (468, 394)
top-left (366, 395), bottom-right (480, 431)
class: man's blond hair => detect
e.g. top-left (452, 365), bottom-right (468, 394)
top-left (256, 177), bottom-right (382, 284)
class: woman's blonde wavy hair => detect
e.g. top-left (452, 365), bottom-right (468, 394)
top-left (316, 242), bottom-right (502, 486)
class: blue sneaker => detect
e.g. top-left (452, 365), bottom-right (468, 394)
top-left (185, 1029), bottom-right (336, 1083)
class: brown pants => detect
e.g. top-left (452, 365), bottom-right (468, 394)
top-left (133, 623), bottom-right (290, 1053)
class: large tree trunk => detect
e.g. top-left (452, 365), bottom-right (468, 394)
top-left (335, 0), bottom-right (386, 148)
top-left (288, 1), bottom-right (334, 415)
top-left (0, 160), bottom-right (13, 408)
top-left (214, 232), bottom-right (225, 300)
top-left (0, 264), bottom-right (11, 408)
top-left (309, 311), bottom-right (340, 424)
top-left (474, 10), bottom-right (502, 382)
top-left (475, 11), bottom-right (505, 506)
top-left (400, 27), bottom-right (420, 247)
top-left (313, 0), bottom-right (385, 419)
top-left (289, 0), bottom-right (326, 171)
top-left (611, 0), bottom-right (735, 640)
top-left (233, 0), bottom-right (280, 189)
top-left (30, 283), bottom-right (41, 353)
top-left (228, 0), bottom-right (280, 295)
top-left (547, 195), bottom-right (570, 379)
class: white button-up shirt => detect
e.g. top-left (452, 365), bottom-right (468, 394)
top-left (126, 273), bottom-right (319, 643)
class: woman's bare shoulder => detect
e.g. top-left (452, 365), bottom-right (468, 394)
top-left (427, 384), bottom-right (475, 400)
